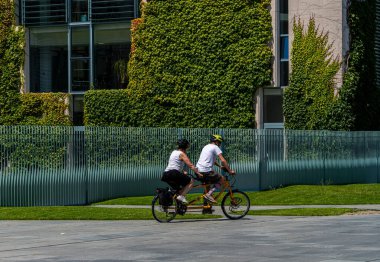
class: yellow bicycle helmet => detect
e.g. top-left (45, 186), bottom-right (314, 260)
top-left (210, 134), bottom-right (223, 143)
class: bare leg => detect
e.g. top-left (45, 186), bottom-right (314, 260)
top-left (179, 178), bottom-right (194, 196)
top-left (207, 175), bottom-right (225, 195)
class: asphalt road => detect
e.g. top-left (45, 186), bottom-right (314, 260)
top-left (0, 214), bottom-right (380, 262)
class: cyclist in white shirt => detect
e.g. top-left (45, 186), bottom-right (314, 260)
top-left (196, 134), bottom-right (235, 203)
top-left (161, 139), bottom-right (202, 204)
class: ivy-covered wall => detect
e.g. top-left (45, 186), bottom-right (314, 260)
top-left (0, 0), bottom-right (72, 126)
top-left (85, 0), bottom-right (272, 128)
top-left (0, 0), bottom-right (24, 125)
top-left (284, 0), bottom-right (380, 131)
top-left (338, 0), bottom-right (380, 130)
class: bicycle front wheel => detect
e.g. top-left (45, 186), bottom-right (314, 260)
top-left (152, 195), bottom-right (177, 223)
top-left (221, 190), bottom-right (250, 220)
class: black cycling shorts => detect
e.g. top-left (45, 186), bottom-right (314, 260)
top-left (199, 171), bottom-right (221, 184)
top-left (161, 170), bottom-right (191, 190)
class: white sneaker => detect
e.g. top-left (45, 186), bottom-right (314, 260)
top-left (204, 194), bottom-right (217, 203)
top-left (176, 195), bottom-right (188, 204)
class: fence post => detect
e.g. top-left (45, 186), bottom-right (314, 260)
top-left (257, 129), bottom-right (267, 190)
top-left (322, 131), bottom-right (326, 185)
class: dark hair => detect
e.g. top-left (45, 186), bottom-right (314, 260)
top-left (177, 139), bottom-right (190, 149)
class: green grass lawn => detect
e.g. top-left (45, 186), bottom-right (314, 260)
top-left (95, 184), bottom-right (380, 206)
top-left (248, 208), bottom-right (356, 216)
top-left (0, 206), bottom-right (221, 220)
top-left (247, 184), bottom-right (380, 205)
top-left (2, 184), bottom-right (379, 220)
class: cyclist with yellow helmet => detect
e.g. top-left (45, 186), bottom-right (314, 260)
top-left (196, 134), bottom-right (235, 203)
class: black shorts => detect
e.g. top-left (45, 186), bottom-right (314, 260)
top-left (199, 171), bottom-right (221, 184)
top-left (161, 170), bottom-right (191, 190)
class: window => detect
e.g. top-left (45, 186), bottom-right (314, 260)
top-left (280, 36), bottom-right (289, 60)
top-left (264, 89), bottom-right (284, 124)
top-left (280, 61), bottom-right (289, 87)
top-left (30, 27), bottom-right (68, 92)
top-left (71, 0), bottom-right (89, 22)
top-left (22, 0), bottom-right (66, 26)
top-left (72, 95), bottom-right (84, 125)
top-left (279, 0), bottom-right (289, 87)
top-left (91, 0), bottom-right (135, 22)
top-left (70, 26), bottom-right (91, 92)
top-left (94, 23), bottom-right (131, 89)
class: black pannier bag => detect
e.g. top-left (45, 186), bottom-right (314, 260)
top-left (157, 188), bottom-right (174, 206)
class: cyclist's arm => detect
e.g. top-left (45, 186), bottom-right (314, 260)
top-left (180, 153), bottom-right (203, 177)
top-left (217, 153), bottom-right (235, 175)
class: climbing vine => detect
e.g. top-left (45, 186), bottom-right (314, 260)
top-left (283, 17), bottom-right (340, 130)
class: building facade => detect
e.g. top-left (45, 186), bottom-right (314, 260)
top-left (255, 0), bottom-right (352, 129)
top-left (19, 0), bottom-right (138, 124)
top-left (18, 0), bottom-right (358, 127)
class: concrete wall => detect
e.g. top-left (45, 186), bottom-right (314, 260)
top-left (256, 0), bottom-right (278, 129)
top-left (289, 0), bottom-right (349, 88)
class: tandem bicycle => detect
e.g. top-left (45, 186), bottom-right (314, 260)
top-left (152, 172), bottom-right (250, 222)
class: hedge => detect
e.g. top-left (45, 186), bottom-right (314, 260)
top-left (18, 93), bottom-right (72, 126)
top-left (84, 90), bottom-right (131, 126)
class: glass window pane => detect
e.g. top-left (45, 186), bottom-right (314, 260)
top-left (30, 27), bottom-right (68, 92)
top-left (280, 18), bottom-right (288, 34)
top-left (264, 94), bottom-right (284, 123)
top-left (280, 0), bottom-right (288, 13)
top-left (279, 0), bottom-right (288, 34)
top-left (72, 95), bottom-right (84, 125)
top-left (91, 0), bottom-right (135, 22)
top-left (23, 0), bottom-right (66, 26)
top-left (280, 36), bottom-right (289, 60)
top-left (94, 24), bottom-right (131, 89)
top-left (71, 27), bottom-right (90, 57)
top-left (280, 61), bottom-right (289, 87)
top-left (71, 0), bottom-right (88, 22)
top-left (72, 59), bottom-right (90, 92)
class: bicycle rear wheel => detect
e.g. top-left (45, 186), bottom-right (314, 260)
top-left (152, 195), bottom-right (177, 222)
top-left (221, 190), bottom-right (250, 219)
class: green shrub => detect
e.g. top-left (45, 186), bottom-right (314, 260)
top-left (123, 0), bottom-right (272, 128)
top-left (283, 17), bottom-right (340, 130)
top-left (84, 90), bottom-right (131, 126)
top-left (18, 93), bottom-right (72, 126)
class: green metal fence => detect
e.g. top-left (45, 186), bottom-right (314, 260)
top-left (0, 126), bottom-right (379, 206)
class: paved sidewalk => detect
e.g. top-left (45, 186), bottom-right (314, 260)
top-left (1, 215), bottom-right (380, 261)
top-left (95, 204), bottom-right (380, 217)
top-left (95, 204), bottom-right (380, 210)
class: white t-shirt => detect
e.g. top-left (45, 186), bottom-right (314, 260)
top-left (165, 150), bottom-right (184, 172)
top-left (196, 144), bottom-right (222, 172)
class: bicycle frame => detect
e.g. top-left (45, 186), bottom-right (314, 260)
top-left (181, 174), bottom-right (234, 210)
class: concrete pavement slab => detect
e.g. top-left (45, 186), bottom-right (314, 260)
top-left (0, 214), bottom-right (379, 262)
